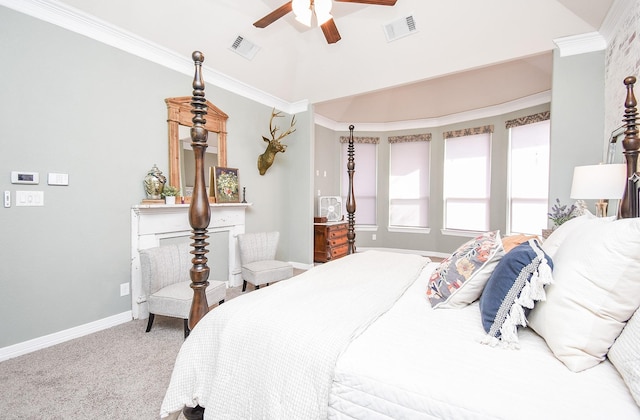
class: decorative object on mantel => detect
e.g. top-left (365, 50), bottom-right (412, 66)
top-left (143, 164), bottom-right (166, 200)
top-left (257, 108), bottom-right (296, 175)
top-left (162, 184), bottom-right (180, 205)
top-left (212, 166), bottom-right (240, 203)
top-left (242, 186), bottom-right (247, 203)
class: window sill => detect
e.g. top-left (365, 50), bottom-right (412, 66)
top-left (440, 229), bottom-right (485, 238)
top-left (355, 225), bottom-right (378, 232)
top-left (388, 226), bottom-right (431, 234)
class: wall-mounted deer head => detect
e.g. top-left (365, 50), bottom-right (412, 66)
top-left (258, 108), bottom-right (296, 175)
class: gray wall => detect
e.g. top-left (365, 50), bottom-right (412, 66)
top-left (314, 104), bottom-right (552, 255)
top-left (314, 50), bottom-right (609, 256)
top-left (0, 6), bottom-right (313, 348)
top-left (314, 49), bottom-right (607, 255)
top-left (548, 49), bottom-right (606, 209)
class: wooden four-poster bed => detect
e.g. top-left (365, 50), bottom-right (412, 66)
top-left (161, 52), bottom-right (640, 419)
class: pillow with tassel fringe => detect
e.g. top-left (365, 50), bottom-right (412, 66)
top-left (479, 239), bottom-right (553, 348)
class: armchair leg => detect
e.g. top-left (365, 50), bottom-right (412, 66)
top-left (242, 280), bottom-right (247, 292)
top-left (145, 313), bottom-right (155, 333)
top-left (184, 319), bottom-right (190, 339)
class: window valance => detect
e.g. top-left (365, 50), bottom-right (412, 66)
top-left (443, 125), bottom-right (494, 139)
top-left (388, 133), bottom-right (431, 143)
top-left (505, 111), bottom-right (550, 129)
top-left (339, 136), bottom-right (379, 144)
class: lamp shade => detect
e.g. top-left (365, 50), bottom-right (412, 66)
top-left (570, 163), bottom-right (626, 200)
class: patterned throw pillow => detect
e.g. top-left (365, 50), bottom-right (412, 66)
top-left (426, 231), bottom-right (504, 309)
top-left (479, 239), bottom-right (553, 348)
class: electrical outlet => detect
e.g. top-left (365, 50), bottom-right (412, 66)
top-left (372, 234), bottom-right (377, 240)
top-left (120, 282), bottom-right (130, 296)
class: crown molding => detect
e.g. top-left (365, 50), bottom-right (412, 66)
top-left (553, 32), bottom-right (607, 57)
top-left (0, 0), bottom-right (305, 114)
top-left (315, 91), bottom-right (552, 132)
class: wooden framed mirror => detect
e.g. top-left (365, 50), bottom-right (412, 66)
top-left (165, 97), bottom-right (228, 201)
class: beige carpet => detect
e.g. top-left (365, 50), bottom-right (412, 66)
top-left (0, 286), bottom-right (252, 420)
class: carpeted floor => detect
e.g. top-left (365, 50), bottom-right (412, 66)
top-left (0, 285), bottom-right (250, 420)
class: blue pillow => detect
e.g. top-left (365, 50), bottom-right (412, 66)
top-left (479, 239), bottom-right (553, 347)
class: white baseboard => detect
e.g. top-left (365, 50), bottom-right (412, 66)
top-left (290, 261), bottom-right (314, 271)
top-left (357, 247), bottom-right (449, 259)
top-left (0, 311), bottom-right (132, 362)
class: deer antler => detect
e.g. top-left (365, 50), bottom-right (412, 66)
top-left (265, 108), bottom-right (296, 142)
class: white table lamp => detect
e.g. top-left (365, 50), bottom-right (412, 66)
top-left (570, 163), bottom-right (626, 217)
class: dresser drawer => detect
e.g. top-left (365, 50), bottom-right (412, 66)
top-left (328, 235), bottom-right (348, 247)
top-left (327, 226), bottom-right (347, 239)
top-left (329, 244), bottom-right (348, 260)
top-left (314, 221), bottom-right (349, 263)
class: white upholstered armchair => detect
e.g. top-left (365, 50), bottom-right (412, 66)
top-left (237, 231), bottom-right (293, 292)
top-left (139, 242), bottom-right (226, 338)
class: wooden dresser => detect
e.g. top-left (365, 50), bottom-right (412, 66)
top-left (314, 221), bottom-right (349, 263)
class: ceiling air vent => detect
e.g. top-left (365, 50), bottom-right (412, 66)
top-left (383, 15), bottom-right (417, 42)
top-left (229, 35), bottom-right (260, 60)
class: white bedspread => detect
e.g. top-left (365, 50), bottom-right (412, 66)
top-left (329, 262), bottom-right (640, 420)
top-left (160, 250), bottom-right (428, 419)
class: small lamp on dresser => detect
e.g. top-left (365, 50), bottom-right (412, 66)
top-left (570, 163), bottom-right (626, 217)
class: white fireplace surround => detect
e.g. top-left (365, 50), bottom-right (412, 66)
top-left (130, 203), bottom-right (250, 319)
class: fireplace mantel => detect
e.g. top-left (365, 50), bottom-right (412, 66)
top-left (130, 203), bottom-right (250, 319)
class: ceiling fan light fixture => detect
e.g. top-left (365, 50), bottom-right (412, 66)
top-left (292, 0), bottom-right (313, 27)
top-left (314, 0), bottom-right (333, 25)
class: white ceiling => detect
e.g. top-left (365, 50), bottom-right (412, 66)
top-left (46, 0), bottom-right (614, 123)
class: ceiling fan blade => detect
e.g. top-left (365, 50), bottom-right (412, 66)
top-left (253, 1), bottom-right (293, 28)
top-left (335, 0), bottom-right (397, 5)
top-left (321, 18), bottom-right (342, 44)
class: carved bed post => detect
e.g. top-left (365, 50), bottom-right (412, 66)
top-left (187, 51), bottom-right (211, 332)
top-left (619, 76), bottom-right (639, 219)
top-left (346, 124), bottom-right (356, 254)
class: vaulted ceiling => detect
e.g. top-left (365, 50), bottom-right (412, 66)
top-left (40, 0), bottom-right (615, 123)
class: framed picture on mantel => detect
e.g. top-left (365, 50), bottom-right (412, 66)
top-left (212, 166), bottom-right (240, 203)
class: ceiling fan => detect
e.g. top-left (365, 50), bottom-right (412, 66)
top-left (253, 0), bottom-right (398, 44)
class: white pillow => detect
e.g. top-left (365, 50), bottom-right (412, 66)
top-left (540, 212), bottom-right (602, 259)
top-left (609, 306), bottom-right (640, 406)
top-left (528, 217), bottom-right (640, 372)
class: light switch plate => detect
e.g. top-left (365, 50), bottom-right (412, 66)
top-left (48, 172), bottom-right (69, 186)
top-left (16, 191), bottom-right (44, 206)
top-left (3, 191), bottom-right (10, 208)
top-left (11, 171), bottom-right (39, 184)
